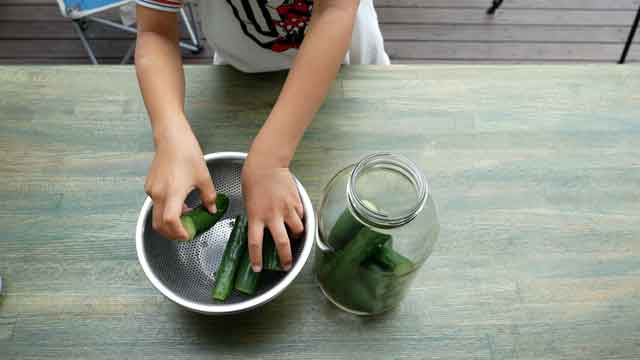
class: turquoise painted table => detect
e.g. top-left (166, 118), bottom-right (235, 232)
top-left (1, 65), bottom-right (639, 359)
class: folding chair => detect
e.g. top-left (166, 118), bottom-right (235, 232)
top-left (486, 1), bottom-right (639, 64)
top-left (57, 0), bottom-right (203, 64)
top-left (618, 5), bottom-right (640, 64)
top-left (486, 0), bottom-right (504, 15)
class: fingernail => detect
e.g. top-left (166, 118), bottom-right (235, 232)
top-left (252, 264), bottom-right (262, 273)
top-left (284, 263), bottom-right (292, 271)
top-left (209, 204), bottom-right (217, 213)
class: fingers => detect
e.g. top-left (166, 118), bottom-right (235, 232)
top-left (292, 196), bottom-right (304, 219)
top-left (284, 209), bottom-right (304, 240)
top-left (269, 221), bottom-right (292, 271)
top-left (197, 176), bottom-right (217, 214)
top-left (149, 189), bottom-right (189, 241)
top-left (163, 193), bottom-right (190, 240)
top-left (152, 200), bottom-right (164, 237)
top-left (248, 220), bottom-right (264, 272)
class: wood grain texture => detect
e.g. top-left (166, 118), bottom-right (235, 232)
top-left (0, 65), bottom-right (639, 360)
top-left (380, 24), bottom-right (633, 43)
top-left (386, 41), bottom-right (640, 62)
top-left (375, 0), bottom-right (640, 10)
top-left (377, 7), bottom-right (638, 26)
top-left (1, 0), bottom-right (639, 64)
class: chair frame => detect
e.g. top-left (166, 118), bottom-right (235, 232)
top-left (618, 6), bottom-right (640, 64)
top-left (486, 1), bottom-right (639, 64)
top-left (486, 0), bottom-right (504, 15)
top-left (58, 0), bottom-right (202, 64)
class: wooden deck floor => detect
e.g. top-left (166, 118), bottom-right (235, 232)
top-left (0, 0), bottom-right (639, 64)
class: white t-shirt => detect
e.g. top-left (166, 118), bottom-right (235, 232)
top-left (137, 0), bottom-right (390, 72)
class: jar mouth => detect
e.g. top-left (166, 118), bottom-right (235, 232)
top-left (347, 152), bottom-right (428, 229)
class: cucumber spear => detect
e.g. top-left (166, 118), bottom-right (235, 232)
top-left (212, 215), bottom-right (247, 301)
top-left (179, 193), bottom-right (229, 241)
top-left (235, 249), bottom-right (260, 296)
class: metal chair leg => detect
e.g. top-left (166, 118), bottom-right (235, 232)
top-left (487, 0), bottom-right (504, 15)
top-left (180, 5), bottom-right (202, 53)
top-left (72, 20), bottom-right (98, 64)
top-left (121, 42), bottom-right (136, 64)
top-left (87, 15), bottom-right (200, 53)
top-left (618, 5), bottom-right (640, 64)
top-left (88, 16), bottom-right (136, 34)
top-left (185, 2), bottom-right (201, 46)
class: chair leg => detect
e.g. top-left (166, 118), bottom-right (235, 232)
top-left (618, 5), bottom-right (640, 64)
top-left (185, 2), bottom-right (201, 46)
top-left (87, 14), bottom-right (200, 55)
top-left (88, 16), bottom-right (136, 35)
top-left (486, 0), bottom-right (504, 15)
top-left (180, 5), bottom-right (202, 53)
top-left (121, 42), bottom-right (136, 64)
top-left (72, 20), bottom-right (98, 64)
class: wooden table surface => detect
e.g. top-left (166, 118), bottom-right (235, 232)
top-left (1, 65), bottom-right (639, 359)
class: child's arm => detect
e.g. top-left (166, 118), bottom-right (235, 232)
top-left (136, 5), bottom-right (218, 240)
top-left (243, 0), bottom-right (360, 271)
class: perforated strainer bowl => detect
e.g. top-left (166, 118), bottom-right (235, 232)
top-left (135, 152), bottom-right (315, 315)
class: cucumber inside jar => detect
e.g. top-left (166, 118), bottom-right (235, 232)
top-left (317, 217), bottom-right (417, 315)
top-left (315, 153), bottom-right (439, 315)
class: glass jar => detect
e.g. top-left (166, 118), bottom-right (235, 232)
top-left (315, 153), bottom-right (439, 315)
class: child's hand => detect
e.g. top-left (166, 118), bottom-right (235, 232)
top-left (241, 159), bottom-right (304, 272)
top-left (144, 129), bottom-right (217, 241)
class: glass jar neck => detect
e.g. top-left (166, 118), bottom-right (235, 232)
top-left (346, 153), bottom-right (428, 229)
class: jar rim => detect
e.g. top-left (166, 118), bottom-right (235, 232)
top-left (347, 152), bottom-right (428, 229)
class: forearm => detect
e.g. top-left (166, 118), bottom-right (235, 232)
top-left (249, 1), bottom-right (359, 167)
top-left (135, 7), bottom-right (189, 146)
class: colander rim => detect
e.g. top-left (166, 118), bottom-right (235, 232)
top-left (135, 152), bottom-right (315, 314)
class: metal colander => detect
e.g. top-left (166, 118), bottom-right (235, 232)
top-left (136, 152), bottom-right (315, 314)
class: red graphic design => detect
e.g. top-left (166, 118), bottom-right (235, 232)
top-left (227, 0), bottom-right (313, 52)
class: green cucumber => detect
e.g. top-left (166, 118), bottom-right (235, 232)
top-left (262, 230), bottom-right (283, 271)
top-left (360, 260), bottom-right (393, 297)
top-left (327, 260), bottom-right (394, 315)
top-left (356, 261), bottom-right (393, 313)
top-left (323, 227), bottom-right (390, 298)
top-left (333, 227), bottom-right (390, 274)
top-left (212, 215), bottom-right (247, 301)
top-left (372, 243), bottom-right (415, 277)
top-left (179, 193), bottom-right (230, 241)
top-left (235, 249), bottom-right (260, 296)
top-left (357, 259), bottom-right (415, 313)
top-left (327, 200), bottom-right (378, 251)
top-left (317, 200), bottom-right (420, 314)
top-left (342, 271), bottom-right (384, 314)
top-left (327, 208), bottom-right (363, 251)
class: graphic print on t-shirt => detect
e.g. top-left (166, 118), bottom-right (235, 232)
top-left (226, 0), bottom-right (313, 52)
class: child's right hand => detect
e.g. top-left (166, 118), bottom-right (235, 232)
top-left (144, 127), bottom-right (217, 241)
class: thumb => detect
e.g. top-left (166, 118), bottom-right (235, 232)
top-left (197, 176), bottom-right (218, 214)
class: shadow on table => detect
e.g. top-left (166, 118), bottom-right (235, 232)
top-left (185, 67), bottom-right (287, 153)
top-left (177, 300), bottom-right (290, 345)
top-left (176, 281), bottom-right (398, 350)
top-left (314, 286), bottom-right (402, 324)
top-left (175, 288), bottom-right (306, 350)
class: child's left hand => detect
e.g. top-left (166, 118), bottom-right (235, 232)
top-left (241, 157), bottom-right (304, 273)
